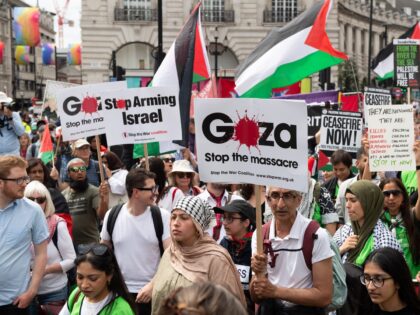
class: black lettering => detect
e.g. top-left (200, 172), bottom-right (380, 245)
top-left (63, 96), bottom-right (81, 116)
top-left (202, 113), bottom-right (234, 143)
top-left (258, 122), bottom-right (274, 146)
top-left (274, 123), bottom-right (297, 149)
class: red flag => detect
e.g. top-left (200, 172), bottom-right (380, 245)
top-left (317, 150), bottom-right (330, 170)
top-left (190, 74), bottom-right (218, 116)
top-left (39, 123), bottom-right (53, 164)
top-left (341, 93), bottom-right (362, 112)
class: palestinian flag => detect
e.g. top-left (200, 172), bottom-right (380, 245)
top-left (133, 2), bottom-right (208, 158)
top-left (372, 22), bottom-right (420, 80)
top-left (38, 123), bottom-right (53, 164)
top-left (133, 142), bottom-right (184, 159)
top-left (235, 0), bottom-right (347, 98)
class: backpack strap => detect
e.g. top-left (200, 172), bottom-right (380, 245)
top-left (106, 204), bottom-right (124, 245)
top-left (151, 206), bottom-right (164, 257)
top-left (172, 187), bottom-right (180, 203)
top-left (302, 220), bottom-right (320, 271)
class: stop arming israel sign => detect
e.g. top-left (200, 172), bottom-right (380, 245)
top-left (194, 98), bottom-right (308, 193)
top-left (319, 110), bottom-right (363, 153)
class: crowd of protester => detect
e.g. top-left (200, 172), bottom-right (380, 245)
top-left (0, 92), bottom-right (420, 315)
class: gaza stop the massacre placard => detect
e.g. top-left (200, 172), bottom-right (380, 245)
top-left (194, 98), bottom-right (308, 192)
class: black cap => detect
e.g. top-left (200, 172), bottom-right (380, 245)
top-left (214, 199), bottom-right (256, 226)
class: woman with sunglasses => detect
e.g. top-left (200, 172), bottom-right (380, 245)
top-left (24, 181), bottom-right (76, 315)
top-left (379, 178), bottom-right (420, 279)
top-left (151, 196), bottom-right (246, 313)
top-left (158, 160), bottom-right (201, 212)
top-left (59, 243), bottom-right (135, 315)
top-left (362, 247), bottom-right (420, 314)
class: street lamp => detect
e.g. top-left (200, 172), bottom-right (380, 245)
top-left (208, 27), bottom-right (228, 82)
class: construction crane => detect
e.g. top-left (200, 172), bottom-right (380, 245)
top-left (52, 0), bottom-right (71, 48)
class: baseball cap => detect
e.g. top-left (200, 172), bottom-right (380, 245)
top-left (73, 139), bottom-right (90, 149)
top-left (214, 199), bottom-right (256, 227)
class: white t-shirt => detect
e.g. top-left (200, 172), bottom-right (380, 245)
top-left (59, 292), bottom-right (113, 315)
top-left (158, 187), bottom-right (184, 212)
top-left (252, 212), bottom-right (333, 306)
top-left (100, 204), bottom-right (170, 293)
top-left (37, 220), bottom-right (76, 295)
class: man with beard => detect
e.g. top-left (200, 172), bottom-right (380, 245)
top-left (0, 156), bottom-right (48, 314)
top-left (198, 182), bottom-right (243, 242)
top-left (62, 158), bottom-right (109, 249)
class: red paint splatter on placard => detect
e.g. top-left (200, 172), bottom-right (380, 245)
top-left (232, 111), bottom-right (260, 153)
top-left (116, 99), bottom-right (126, 109)
top-left (81, 96), bottom-right (99, 115)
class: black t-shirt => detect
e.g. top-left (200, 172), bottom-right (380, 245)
top-left (373, 306), bottom-right (418, 315)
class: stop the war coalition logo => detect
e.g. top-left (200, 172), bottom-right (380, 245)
top-left (101, 86), bottom-right (181, 146)
top-left (195, 98), bottom-right (308, 192)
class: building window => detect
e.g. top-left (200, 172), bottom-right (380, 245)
top-left (203, 0), bottom-right (226, 22)
top-left (272, 0), bottom-right (297, 22)
top-left (124, 0), bottom-right (151, 9)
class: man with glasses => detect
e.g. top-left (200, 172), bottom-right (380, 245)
top-left (250, 186), bottom-right (334, 314)
top-left (62, 158), bottom-right (109, 248)
top-left (0, 92), bottom-right (25, 157)
top-left (101, 168), bottom-right (171, 315)
top-left (0, 156), bottom-right (48, 315)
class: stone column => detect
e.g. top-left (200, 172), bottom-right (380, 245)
top-left (364, 29), bottom-right (370, 71)
top-left (355, 27), bottom-right (362, 70)
top-left (373, 32), bottom-right (380, 57)
top-left (346, 24), bottom-right (353, 58)
top-left (339, 23), bottom-right (345, 52)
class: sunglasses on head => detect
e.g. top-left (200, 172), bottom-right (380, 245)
top-left (383, 190), bottom-right (402, 197)
top-left (162, 158), bottom-right (176, 163)
top-left (28, 196), bottom-right (46, 204)
top-left (176, 172), bottom-right (192, 178)
top-left (78, 243), bottom-right (109, 256)
top-left (69, 166), bottom-right (87, 173)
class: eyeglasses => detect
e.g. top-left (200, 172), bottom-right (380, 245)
top-left (383, 190), bottom-right (402, 197)
top-left (360, 274), bottom-right (393, 288)
top-left (267, 191), bottom-right (297, 202)
top-left (135, 185), bottom-right (159, 194)
top-left (69, 166), bottom-right (87, 173)
top-left (221, 216), bottom-right (243, 224)
top-left (78, 243), bottom-right (109, 256)
top-left (28, 196), bottom-right (47, 204)
top-left (176, 172), bottom-right (192, 179)
top-left (0, 176), bottom-right (30, 185)
top-left (162, 158), bottom-right (175, 163)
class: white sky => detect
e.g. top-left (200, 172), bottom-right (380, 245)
top-left (24, 0), bottom-right (81, 47)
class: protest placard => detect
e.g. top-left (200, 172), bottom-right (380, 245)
top-left (394, 39), bottom-right (420, 88)
top-left (194, 98), bottom-right (308, 192)
top-left (363, 87), bottom-right (392, 107)
top-left (101, 86), bottom-right (181, 146)
top-left (42, 80), bottom-right (79, 118)
top-left (366, 104), bottom-right (415, 171)
top-left (318, 110), bottom-right (363, 153)
top-left (56, 81), bottom-right (126, 141)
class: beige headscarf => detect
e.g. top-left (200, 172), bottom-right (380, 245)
top-left (169, 196), bottom-right (246, 306)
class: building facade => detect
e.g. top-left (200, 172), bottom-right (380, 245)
top-left (0, 0), bottom-right (56, 107)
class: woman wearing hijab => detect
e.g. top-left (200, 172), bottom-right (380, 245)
top-left (151, 196), bottom-right (246, 314)
top-left (333, 180), bottom-right (401, 265)
top-left (333, 180), bottom-right (401, 315)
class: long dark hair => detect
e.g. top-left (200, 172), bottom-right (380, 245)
top-left (364, 248), bottom-right (420, 312)
top-left (75, 245), bottom-right (136, 314)
top-left (102, 151), bottom-right (125, 171)
top-left (379, 178), bottom-right (420, 264)
top-left (26, 158), bottom-right (56, 188)
top-left (139, 158), bottom-right (166, 201)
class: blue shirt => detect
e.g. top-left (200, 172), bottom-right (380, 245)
top-left (0, 198), bottom-right (49, 306)
top-left (0, 112), bottom-right (25, 156)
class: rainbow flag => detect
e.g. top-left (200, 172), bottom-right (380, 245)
top-left (67, 43), bottom-right (81, 65)
top-left (13, 7), bottom-right (40, 47)
top-left (15, 46), bottom-right (30, 65)
top-left (42, 43), bottom-right (55, 65)
top-left (38, 123), bottom-right (53, 164)
top-left (0, 41), bottom-right (4, 64)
